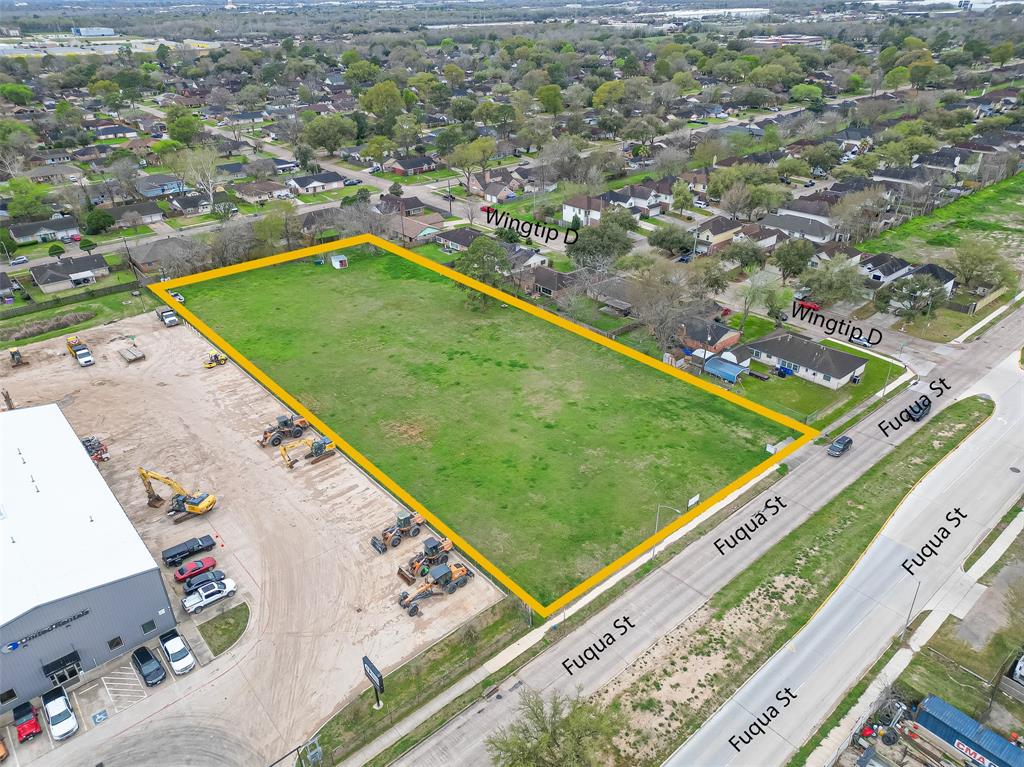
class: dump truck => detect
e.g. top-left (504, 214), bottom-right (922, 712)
top-left (155, 307), bottom-right (180, 327)
top-left (65, 336), bottom-right (94, 367)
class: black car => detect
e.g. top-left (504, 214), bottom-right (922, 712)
top-left (827, 435), bottom-right (853, 457)
top-left (183, 569), bottom-right (226, 595)
top-left (908, 397), bottom-right (932, 422)
top-left (131, 646), bottom-right (166, 686)
top-left (161, 535), bottom-right (216, 567)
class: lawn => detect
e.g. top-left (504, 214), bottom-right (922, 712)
top-left (373, 168), bottom-right (458, 184)
top-left (296, 185), bottom-right (365, 204)
top-left (410, 242), bottom-right (454, 264)
top-left (893, 291), bottom-right (1013, 343)
top-left (183, 246), bottom-right (801, 605)
top-left (91, 225), bottom-right (154, 243)
top-left (0, 290), bottom-right (159, 345)
top-left (726, 312), bottom-right (776, 343)
top-left (197, 602), bottom-right (250, 657)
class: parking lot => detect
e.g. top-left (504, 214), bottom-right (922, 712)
top-left (1, 313), bottom-right (500, 766)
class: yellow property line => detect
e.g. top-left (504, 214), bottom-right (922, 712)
top-left (150, 233), bottom-right (819, 617)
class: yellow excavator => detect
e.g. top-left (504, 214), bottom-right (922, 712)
top-left (279, 436), bottom-right (335, 469)
top-left (137, 468), bottom-right (218, 519)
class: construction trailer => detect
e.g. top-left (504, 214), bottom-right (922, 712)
top-left (910, 695), bottom-right (1024, 767)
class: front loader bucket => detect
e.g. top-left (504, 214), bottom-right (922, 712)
top-left (397, 566), bottom-right (416, 585)
top-left (371, 536), bottom-right (387, 555)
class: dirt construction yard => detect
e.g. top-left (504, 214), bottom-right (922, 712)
top-left (1, 313), bottom-right (499, 767)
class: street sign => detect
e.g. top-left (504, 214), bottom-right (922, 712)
top-left (362, 655), bottom-right (384, 694)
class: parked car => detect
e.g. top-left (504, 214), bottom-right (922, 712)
top-left (169, 291), bottom-right (185, 303)
top-left (183, 569), bottom-right (226, 595)
top-left (41, 687), bottom-right (77, 741)
top-left (9, 255), bottom-right (28, 266)
top-left (181, 578), bottom-right (237, 614)
top-left (131, 646), bottom-right (166, 686)
top-left (803, 180), bottom-right (815, 188)
top-left (174, 556), bottom-right (217, 582)
top-left (161, 535), bottom-right (216, 567)
top-left (849, 335), bottom-right (873, 348)
top-left (12, 702), bottom-right (42, 742)
top-left (796, 298), bottom-right (821, 311)
top-left (827, 436), bottom-right (853, 457)
top-left (71, 234), bottom-right (81, 242)
top-left (693, 199), bottom-right (708, 209)
top-left (342, 178), bottom-right (361, 186)
top-left (480, 205), bottom-right (495, 213)
top-left (440, 192), bottom-right (455, 201)
top-left (159, 629), bottom-right (197, 675)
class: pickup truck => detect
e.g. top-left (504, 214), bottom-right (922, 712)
top-left (161, 535), bottom-right (216, 567)
top-left (181, 578), bottom-right (236, 614)
top-left (65, 335), bottom-right (94, 367)
top-left (41, 687), bottom-right (78, 741)
top-left (155, 307), bottom-right (180, 327)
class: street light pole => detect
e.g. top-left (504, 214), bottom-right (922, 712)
top-left (652, 504), bottom-right (682, 560)
top-left (900, 577), bottom-right (921, 643)
top-left (883, 340), bottom-right (907, 395)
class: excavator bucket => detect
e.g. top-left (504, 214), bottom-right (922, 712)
top-left (370, 536), bottom-right (388, 555)
top-left (147, 494), bottom-right (166, 509)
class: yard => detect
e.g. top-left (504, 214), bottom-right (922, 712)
top-left (373, 167), bottom-right (458, 184)
top-left (410, 242), bottom-right (454, 264)
top-left (91, 225), bottom-right (154, 243)
top-left (892, 290), bottom-right (1013, 343)
top-left (0, 290), bottom-right (159, 345)
top-left (182, 246), bottom-right (802, 606)
top-left (296, 185), bottom-right (365, 204)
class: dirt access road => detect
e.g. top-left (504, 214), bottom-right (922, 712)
top-left (2, 313), bottom-right (499, 767)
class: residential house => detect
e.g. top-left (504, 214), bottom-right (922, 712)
top-left (435, 227), bottom-right (484, 252)
top-left (231, 181), bottom-right (291, 204)
top-left (384, 155), bottom-right (438, 177)
top-left (500, 242), bottom-right (548, 274)
top-left (906, 263), bottom-right (957, 296)
top-left (759, 213), bottom-right (835, 244)
top-left (859, 252), bottom-right (914, 287)
top-left (733, 223), bottom-right (786, 251)
top-left (468, 167), bottom-right (518, 199)
top-left (387, 212), bottom-right (444, 244)
top-left (679, 169), bottom-right (711, 195)
top-left (224, 111), bottom-right (263, 125)
top-left (94, 124), bottom-right (138, 140)
top-left (586, 275), bottom-right (636, 316)
top-left (287, 171), bottom-right (345, 194)
top-left (532, 266), bottom-right (584, 299)
top-left (378, 195), bottom-right (427, 216)
top-left (30, 148), bottom-right (73, 165)
top-left (106, 201), bottom-right (164, 229)
top-left (272, 158), bottom-right (297, 173)
top-left (515, 165), bottom-right (557, 194)
top-left (9, 216), bottom-right (80, 245)
top-left (28, 253), bottom-right (109, 294)
top-left (169, 191), bottom-right (234, 217)
top-left (562, 195), bottom-right (611, 226)
top-left (133, 237), bottom-right (200, 275)
top-left (808, 242), bottom-right (863, 269)
top-left (135, 174), bottom-right (189, 198)
top-left (741, 333), bottom-right (867, 390)
top-left (676, 315), bottom-right (741, 353)
top-left (26, 164), bottom-right (80, 184)
top-left (216, 161), bottom-right (249, 181)
top-left (603, 184), bottom-right (665, 217)
top-left (0, 272), bottom-right (14, 302)
top-left (871, 166), bottom-right (931, 190)
top-left (695, 216), bottom-right (743, 255)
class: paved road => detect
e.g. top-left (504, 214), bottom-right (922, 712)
top-left (668, 330), bottom-right (1024, 766)
top-left (389, 305), bottom-right (1023, 767)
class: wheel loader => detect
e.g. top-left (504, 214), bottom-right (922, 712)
top-left (257, 414), bottom-right (310, 447)
top-left (397, 537), bottom-right (454, 584)
top-left (370, 510), bottom-right (426, 554)
top-left (398, 562), bottom-right (474, 616)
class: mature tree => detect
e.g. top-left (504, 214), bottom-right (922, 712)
top-left (78, 238), bottom-right (98, 255)
top-left (567, 220), bottom-right (632, 272)
top-left (48, 243), bottom-right (65, 258)
top-left (293, 143), bottom-right (316, 171)
top-left (392, 114), bottom-right (421, 156)
top-left (724, 240), bottom-right (767, 271)
top-left (991, 42), bottom-right (1014, 66)
top-left (950, 242), bottom-right (1012, 290)
top-left (486, 690), bottom-right (621, 767)
top-left (687, 256), bottom-right (729, 301)
top-left (303, 114), bottom-right (357, 156)
top-left (775, 157), bottom-right (811, 180)
top-left (366, 135), bottom-right (397, 164)
top-left (876, 274), bottom-right (946, 318)
top-left (0, 228), bottom-right (19, 257)
top-left (763, 285), bottom-right (795, 326)
top-left (799, 258), bottom-right (864, 306)
top-left (85, 208), bottom-right (116, 235)
top-left (359, 80), bottom-right (404, 119)
top-left (8, 179), bottom-right (51, 220)
top-left (172, 147), bottom-right (220, 205)
top-left (0, 83), bottom-right (33, 106)
top-left (168, 114), bottom-right (202, 146)
top-left (454, 237), bottom-right (507, 308)
top-left (789, 83), bottom-right (823, 103)
top-left (443, 63), bottom-right (465, 89)
top-left (109, 156), bottom-right (141, 200)
top-left (592, 79), bottom-right (625, 109)
top-left (831, 187), bottom-right (887, 242)
top-left (773, 239), bottom-right (814, 283)
top-left (736, 267), bottom-right (775, 336)
top-left (628, 260), bottom-right (689, 351)
top-left (535, 84), bottom-right (563, 115)
top-left (720, 182), bottom-right (752, 220)
top-left (648, 225), bottom-right (693, 259)
top-left (601, 206), bottom-right (638, 232)
top-left (672, 180), bottom-right (693, 213)
top-left (446, 136), bottom-right (498, 198)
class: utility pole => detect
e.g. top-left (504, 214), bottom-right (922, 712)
top-left (652, 504), bottom-right (682, 560)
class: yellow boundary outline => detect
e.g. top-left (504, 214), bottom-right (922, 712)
top-left (149, 233), bottom-right (819, 617)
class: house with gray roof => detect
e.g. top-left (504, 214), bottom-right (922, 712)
top-left (9, 216), bottom-right (80, 245)
top-left (759, 213), bottom-right (835, 244)
top-left (29, 254), bottom-right (109, 294)
top-left (741, 333), bottom-right (866, 390)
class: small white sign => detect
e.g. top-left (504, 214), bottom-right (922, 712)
top-left (688, 494), bottom-right (700, 509)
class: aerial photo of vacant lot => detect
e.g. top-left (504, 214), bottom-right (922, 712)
top-left (182, 246), bottom-right (802, 605)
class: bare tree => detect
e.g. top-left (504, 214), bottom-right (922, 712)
top-left (109, 157), bottom-right (142, 201)
top-left (720, 182), bottom-right (751, 220)
top-left (628, 260), bottom-right (690, 352)
top-left (175, 147), bottom-right (220, 205)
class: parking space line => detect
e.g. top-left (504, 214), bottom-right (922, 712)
top-left (72, 690), bottom-right (89, 732)
top-left (5, 725), bottom-right (22, 767)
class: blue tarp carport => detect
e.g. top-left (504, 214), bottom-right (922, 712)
top-left (704, 357), bottom-right (746, 384)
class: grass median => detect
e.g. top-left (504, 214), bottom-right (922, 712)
top-left (197, 602), bottom-right (250, 657)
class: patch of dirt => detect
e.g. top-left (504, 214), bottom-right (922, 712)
top-left (953, 560), bottom-right (1023, 650)
top-left (382, 419), bottom-right (429, 445)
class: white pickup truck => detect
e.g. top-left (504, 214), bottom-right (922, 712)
top-left (181, 578), bottom-right (236, 615)
top-left (155, 307), bottom-right (180, 327)
top-left (41, 686), bottom-right (78, 741)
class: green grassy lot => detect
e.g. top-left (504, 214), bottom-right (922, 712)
top-left (726, 312), bottom-right (775, 343)
top-left (296, 185), bottom-right (364, 204)
top-left (197, 602), bottom-right (250, 657)
top-left (0, 291), bottom-right (159, 345)
top-left (893, 291), bottom-right (1013, 343)
top-left (963, 505), bottom-right (1021, 572)
top-left (167, 213), bottom-right (220, 229)
top-left (373, 168), bottom-right (458, 184)
top-left (410, 242), bottom-right (454, 264)
top-left (6, 269), bottom-right (138, 303)
top-left (185, 247), bottom-right (800, 604)
top-left (91, 225), bottom-right (153, 243)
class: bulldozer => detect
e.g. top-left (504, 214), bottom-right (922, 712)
top-left (397, 537), bottom-right (454, 585)
top-left (137, 468), bottom-right (217, 521)
top-left (203, 351), bottom-right (228, 368)
top-left (370, 510), bottom-right (426, 554)
top-left (279, 436), bottom-right (335, 469)
top-left (257, 414), bottom-right (310, 448)
top-left (398, 562), bottom-right (474, 617)
top-left (8, 348), bottom-right (27, 368)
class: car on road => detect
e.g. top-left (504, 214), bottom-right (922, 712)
top-left (174, 556), bottom-right (217, 582)
top-left (183, 568), bottom-right (226, 594)
top-left (849, 335), bottom-right (873, 348)
top-left (8, 255), bottom-right (28, 266)
top-left (181, 578), bottom-right (236, 614)
top-left (518, 159), bottom-right (530, 166)
top-left (796, 298), bottom-right (821, 311)
top-left (480, 205), bottom-right (495, 213)
top-left (131, 646), bottom-right (167, 686)
top-left (793, 287), bottom-right (812, 300)
top-left (908, 397), bottom-right (932, 422)
top-left (803, 179), bottom-right (815, 187)
top-left (159, 629), bottom-right (197, 675)
top-left (343, 178), bottom-right (361, 186)
top-left (12, 702), bottom-right (42, 742)
top-left (827, 435), bottom-right (853, 457)
top-left (440, 192), bottom-right (455, 201)
top-left (169, 291), bottom-right (185, 303)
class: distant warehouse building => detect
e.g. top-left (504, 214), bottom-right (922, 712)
top-left (71, 27), bottom-right (116, 36)
top-left (0, 404), bottom-right (175, 715)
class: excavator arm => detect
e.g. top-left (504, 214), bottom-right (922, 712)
top-left (279, 438), bottom-right (314, 469)
top-left (137, 468), bottom-right (217, 516)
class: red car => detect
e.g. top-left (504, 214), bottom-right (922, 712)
top-left (174, 557), bottom-right (217, 582)
top-left (796, 298), bottom-right (821, 311)
top-left (71, 234), bottom-right (82, 242)
top-left (13, 702), bottom-right (42, 742)
top-left (480, 205), bottom-right (495, 213)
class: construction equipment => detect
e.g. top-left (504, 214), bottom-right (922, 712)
top-left (398, 537), bottom-right (454, 584)
top-left (397, 563), bottom-right (474, 616)
top-left (118, 347), bottom-right (146, 364)
top-left (8, 348), bottom-right (27, 367)
top-left (371, 510), bottom-right (426, 554)
top-left (137, 468), bottom-right (217, 520)
top-left (279, 436), bottom-right (335, 469)
top-left (257, 414), bottom-right (310, 447)
top-left (203, 351), bottom-right (228, 368)
top-left (80, 436), bottom-right (110, 463)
